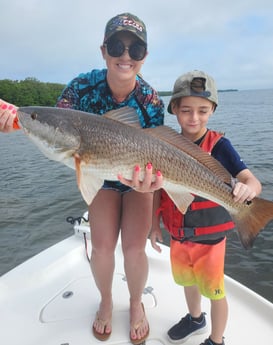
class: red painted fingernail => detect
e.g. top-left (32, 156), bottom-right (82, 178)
top-left (135, 165), bottom-right (140, 172)
top-left (13, 117), bottom-right (20, 130)
top-left (156, 170), bottom-right (162, 176)
top-left (8, 105), bottom-right (14, 110)
top-left (147, 162), bottom-right (152, 169)
top-left (1, 104), bottom-right (8, 110)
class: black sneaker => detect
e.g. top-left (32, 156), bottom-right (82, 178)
top-left (200, 337), bottom-right (225, 345)
top-left (167, 313), bottom-right (207, 343)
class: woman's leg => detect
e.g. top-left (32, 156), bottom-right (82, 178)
top-left (89, 189), bottom-right (121, 335)
top-left (121, 190), bottom-right (153, 341)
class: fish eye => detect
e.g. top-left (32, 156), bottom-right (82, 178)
top-left (31, 112), bottom-right (38, 120)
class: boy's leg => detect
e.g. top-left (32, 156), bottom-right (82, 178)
top-left (210, 297), bottom-right (228, 344)
top-left (184, 285), bottom-right (202, 317)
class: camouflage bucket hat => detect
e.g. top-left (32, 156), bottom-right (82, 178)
top-left (104, 13), bottom-right (147, 44)
top-left (167, 70), bottom-right (218, 114)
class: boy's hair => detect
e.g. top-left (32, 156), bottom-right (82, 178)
top-left (168, 70), bottom-right (218, 114)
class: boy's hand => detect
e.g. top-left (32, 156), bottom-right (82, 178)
top-left (150, 226), bottom-right (163, 253)
top-left (232, 181), bottom-right (257, 203)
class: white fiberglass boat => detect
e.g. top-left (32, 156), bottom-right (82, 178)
top-left (0, 213), bottom-right (272, 345)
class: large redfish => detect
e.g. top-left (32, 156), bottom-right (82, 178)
top-left (17, 106), bottom-right (273, 249)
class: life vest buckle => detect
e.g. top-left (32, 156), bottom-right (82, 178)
top-left (178, 227), bottom-right (196, 240)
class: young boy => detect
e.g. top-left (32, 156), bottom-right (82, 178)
top-left (119, 70), bottom-right (261, 345)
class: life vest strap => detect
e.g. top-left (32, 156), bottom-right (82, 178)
top-left (176, 221), bottom-right (235, 240)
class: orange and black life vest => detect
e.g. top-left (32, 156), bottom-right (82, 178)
top-left (158, 130), bottom-right (235, 242)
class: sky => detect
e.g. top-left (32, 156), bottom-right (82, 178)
top-left (1, 0), bottom-right (273, 91)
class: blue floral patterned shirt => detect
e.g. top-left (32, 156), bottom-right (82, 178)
top-left (56, 68), bottom-right (164, 189)
top-left (56, 69), bottom-right (164, 128)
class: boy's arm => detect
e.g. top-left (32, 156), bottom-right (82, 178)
top-left (150, 190), bottom-right (163, 253)
top-left (233, 168), bottom-right (262, 203)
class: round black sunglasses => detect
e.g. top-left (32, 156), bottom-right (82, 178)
top-left (105, 39), bottom-right (147, 61)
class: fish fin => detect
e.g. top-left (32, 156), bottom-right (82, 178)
top-left (232, 197), bottom-right (273, 249)
top-left (103, 106), bottom-right (142, 128)
top-left (164, 188), bottom-right (194, 214)
top-left (145, 126), bottom-right (232, 184)
top-left (74, 155), bottom-right (103, 205)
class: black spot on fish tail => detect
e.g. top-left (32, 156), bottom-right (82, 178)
top-left (232, 197), bottom-right (273, 249)
top-left (31, 112), bottom-right (38, 120)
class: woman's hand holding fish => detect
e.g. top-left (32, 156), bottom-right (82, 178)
top-left (117, 163), bottom-right (163, 193)
top-left (0, 99), bottom-right (18, 133)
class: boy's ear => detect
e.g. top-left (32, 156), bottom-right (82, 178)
top-left (171, 102), bottom-right (177, 114)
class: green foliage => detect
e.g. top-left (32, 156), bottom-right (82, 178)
top-left (0, 78), bottom-right (176, 106)
top-left (0, 78), bottom-right (65, 107)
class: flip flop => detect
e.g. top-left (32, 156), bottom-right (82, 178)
top-left (130, 303), bottom-right (150, 345)
top-left (92, 312), bottom-right (112, 341)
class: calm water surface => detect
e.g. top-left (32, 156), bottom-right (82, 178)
top-left (0, 89), bottom-right (273, 302)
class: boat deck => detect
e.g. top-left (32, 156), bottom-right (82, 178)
top-left (0, 227), bottom-right (272, 345)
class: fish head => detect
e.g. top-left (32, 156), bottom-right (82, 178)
top-left (17, 106), bottom-right (81, 165)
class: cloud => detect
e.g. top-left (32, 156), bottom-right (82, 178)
top-left (1, 0), bottom-right (273, 90)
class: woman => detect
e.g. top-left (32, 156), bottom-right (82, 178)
top-left (0, 13), bottom-right (164, 344)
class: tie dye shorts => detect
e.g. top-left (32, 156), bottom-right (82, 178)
top-left (170, 237), bottom-right (226, 300)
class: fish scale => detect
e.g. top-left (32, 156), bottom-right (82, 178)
top-left (17, 105), bottom-right (273, 249)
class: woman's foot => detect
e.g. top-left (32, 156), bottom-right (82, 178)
top-left (92, 302), bottom-right (112, 341)
top-left (130, 302), bottom-right (149, 344)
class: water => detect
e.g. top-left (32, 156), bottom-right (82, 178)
top-left (0, 89), bottom-right (273, 303)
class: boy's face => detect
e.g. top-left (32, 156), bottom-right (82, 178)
top-left (171, 96), bottom-right (215, 141)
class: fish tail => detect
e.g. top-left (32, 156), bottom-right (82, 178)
top-left (233, 197), bottom-right (273, 249)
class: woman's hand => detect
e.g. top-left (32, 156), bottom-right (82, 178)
top-left (118, 163), bottom-right (163, 193)
top-left (0, 99), bottom-right (19, 133)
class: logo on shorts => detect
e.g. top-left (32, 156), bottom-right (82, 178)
top-left (214, 288), bottom-right (222, 295)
